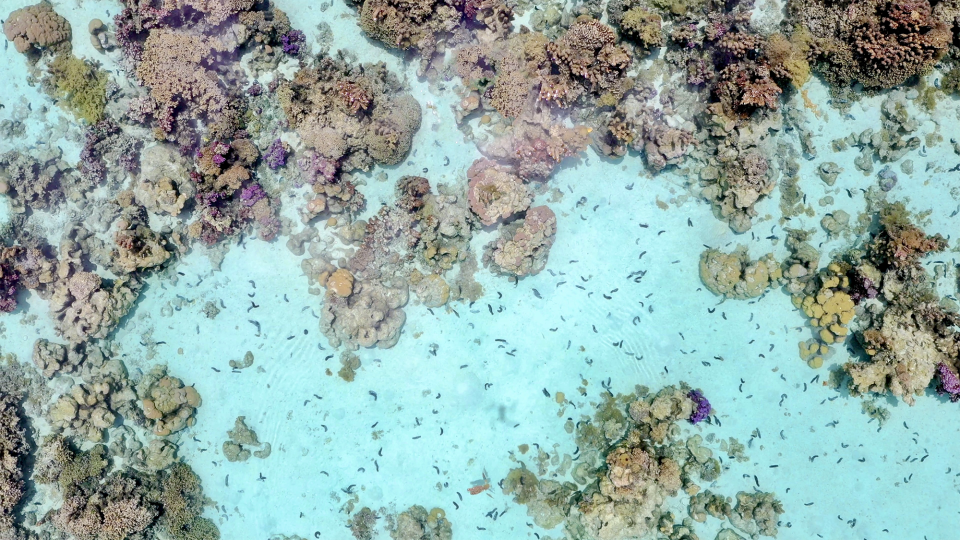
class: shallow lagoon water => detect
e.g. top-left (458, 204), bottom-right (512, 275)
top-left (2, 0), bottom-right (960, 539)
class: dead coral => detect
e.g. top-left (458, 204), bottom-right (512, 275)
top-left (319, 280), bottom-right (408, 350)
top-left (484, 206), bottom-right (557, 278)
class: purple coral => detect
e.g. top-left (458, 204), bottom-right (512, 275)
top-left (688, 389), bottom-right (711, 424)
top-left (240, 184), bottom-right (267, 207)
top-left (936, 362), bottom-right (960, 402)
top-left (264, 139), bottom-right (287, 170)
top-left (849, 270), bottom-right (879, 304)
top-left (0, 265), bottom-right (20, 313)
top-left (297, 151), bottom-right (339, 185)
top-left (281, 30), bottom-right (306, 55)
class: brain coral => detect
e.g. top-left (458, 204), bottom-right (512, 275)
top-left (3, 2), bottom-right (72, 54)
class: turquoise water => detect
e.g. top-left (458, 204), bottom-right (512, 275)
top-left (2, 0), bottom-right (960, 539)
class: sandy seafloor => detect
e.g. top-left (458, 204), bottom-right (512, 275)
top-left (3, 0), bottom-right (960, 539)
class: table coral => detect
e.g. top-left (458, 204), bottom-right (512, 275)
top-left (466, 159), bottom-right (532, 226)
top-left (319, 280), bottom-right (408, 350)
top-left (3, 2), bottom-right (72, 55)
top-left (485, 205), bottom-right (557, 278)
top-left (137, 365), bottom-right (202, 436)
top-left (699, 246), bottom-right (781, 300)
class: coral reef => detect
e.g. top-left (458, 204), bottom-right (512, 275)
top-left (699, 246), bottom-right (781, 299)
top-left (3, 2), bottom-right (72, 55)
top-left (466, 159), bottom-right (531, 226)
top-left (504, 385), bottom-right (746, 540)
top-left (136, 366), bottom-right (202, 436)
top-left (279, 56), bottom-right (422, 172)
top-left (319, 280), bottom-right (408, 350)
top-left (484, 206), bottom-right (557, 277)
top-left (791, 0), bottom-right (951, 89)
top-left (0, 393), bottom-right (28, 538)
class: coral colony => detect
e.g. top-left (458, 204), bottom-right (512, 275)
top-left (1, 0), bottom-right (959, 537)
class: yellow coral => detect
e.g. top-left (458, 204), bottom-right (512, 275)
top-left (46, 53), bottom-right (108, 124)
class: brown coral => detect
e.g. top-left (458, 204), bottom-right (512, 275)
top-left (466, 159), bottom-right (531, 226)
top-left (792, 0), bottom-right (951, 89)
top-left (485, 205), bottom-right (557, 277)
top-left (3, 2), bottom-right (72, 54)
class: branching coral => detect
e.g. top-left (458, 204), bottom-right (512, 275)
top-left (45, 53), bottom-right (109, 124)
top-left (0, 393), bottom-right (28, 538)
top-left (791, 0), bottom-right (951, 89)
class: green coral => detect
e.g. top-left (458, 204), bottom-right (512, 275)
top-left (46, 53), bottom-right (108, 124)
